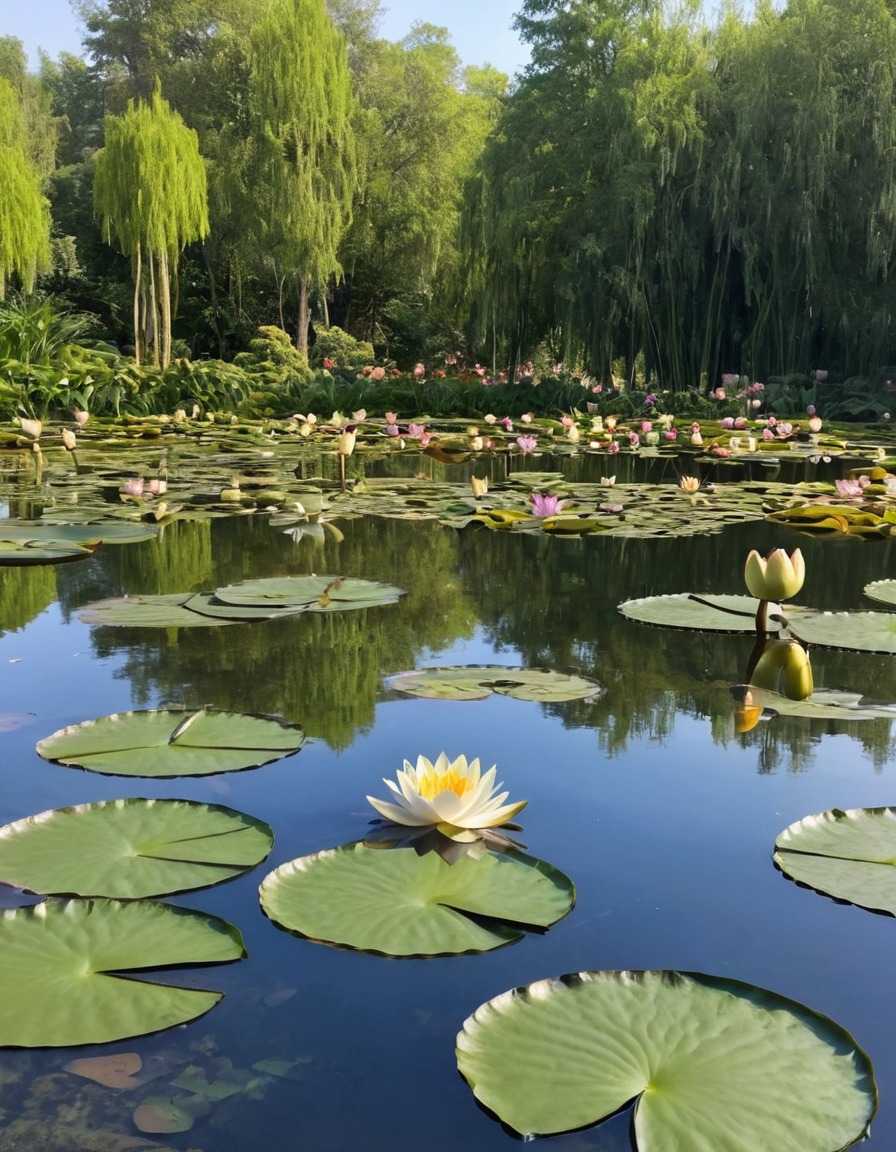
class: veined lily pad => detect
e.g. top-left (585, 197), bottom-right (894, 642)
top-left (619, 593), bottom-right (772, 632)
top-left (789, 610), bottom-right (896, 654)
top-left (775, 808), bottom-right (896, 915)
top-left (78, 594), bottom-right (241, 628)
top-left (0, 798), bottom-right (274, 898)
top-left (0, 521), bottom-right (158, 546)
top-left (390, 665), bottom-right (603, 702)
top-left (259, 842), bottom-right (574, 956)
top-left (0, 538), bottom-right (96, 566)
top-left (36, 709), bottom-right (304, 777)
top-left (456, 969), bottom-right (876, 1146)
top-left (0, 897), bottom-right (245, 1046)
top-left (863, 579), bottom-right (896, 608)
top-left (735, 686), bottom-right (896, 721)
top-left (213, 574), bottom-right (406, 612)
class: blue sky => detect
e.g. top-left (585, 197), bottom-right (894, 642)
top-left (4, 0), bottom-right (530, 76)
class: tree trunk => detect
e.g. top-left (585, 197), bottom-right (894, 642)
top-left (296, 275), bottom-right (310, 357)
top-left (133, 244), bottom-right (142, 367)
top-left (159, 248), bottom-right (172, 368)
top-left (148, 255), bottom-right (159, 367)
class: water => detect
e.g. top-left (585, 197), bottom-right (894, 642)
top-left (1, 502), bottom-right (895, 1150)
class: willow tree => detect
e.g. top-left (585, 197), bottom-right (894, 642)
top-left (0, 76), bottom-right (51, 298)
top-left (94, 85), bottom-right (209, 365)
top-left (248, 0), bottom-right (356, 355)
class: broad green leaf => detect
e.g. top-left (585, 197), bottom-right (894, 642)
top-left (456, 969), bottom-right (876, 1147)
top-left (737, 686), bottom-right (896, 721)
top-left (0, 538), bottom-right (96, 566)
top-left (863, 579), bottom-right (896, 608)
top-left (36, 709), bottom-right (304, 777)
top-left (0, 521), bottom-right (158, 546)
top-left (619, 593), bottom-right (769, 632)
top-left (775, 808), bottom-right (896, 915)
top-left (78, 593), bottom-right (240, 628)
top-left (213, 574), bottom-right (406, 611)
top-left (0, 897), bottom-right (245, 1046)
top-left (0, 798), bottom-right (273, 898)
top-left (390, 665), bottom-right (603, 702)
top-left (259, 843), bottom-right (574, 956)
top-left (789, 610), bottom-right (896, 654)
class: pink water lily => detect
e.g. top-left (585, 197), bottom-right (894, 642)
top-left (530, 492), bottom-right (570, 516)
top-left (516, 434), bottom-right (538, 454)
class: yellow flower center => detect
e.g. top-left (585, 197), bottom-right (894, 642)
top-left (417, 764), bottom-right (469, 800)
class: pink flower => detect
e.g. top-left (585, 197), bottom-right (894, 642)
top-left (384, 423), bottom-right (400, 438)
top-left (734, 417), bottom-right (747, 429)
top-left (407, 423), bottom-right (426, 440)
top-left (413, 363), bottom-right (426, 379)
top-left (561, 416), bottom-right (574, 428)
top-left (592, 384), bottom-right (603, 394)
top-left (720, 417), bottom-right (735, 429)
top-left (762, 428), bottom-right (775, 440)
top-left (385, 412), bottom-right (398, 424)
top-left (664, 430), bottom-right (678, 441)
top-left (74, 409), bottom-right (89, 426)
top-left (712, 387), bottom-right (727, 401)
top-left (641, 421), bottom-right (652, 433)
top-left (502, 417), bottom-right (514, 431)
top-left (690, 422), bottom-right (701, 433)
top-left (419, 432), bottom-right (432, 447)
top-left (835, 479), bottom-right (864, 499)
top-left (710, 445), bottom-right (730, 457)
top-left (629, 432), bottom-right (640, 447)
top-left (516, 434), bottom-right (538, 454)
top-left (371, 366), bottom-right (386, 380)
top-left (609, 441), bottom-right (620, 454)
top-left (119, 477), bottom-right (145, 497)
top-left (530, 492), bottom-right (569, 516)
top-left (323, 356), bottom-right (336, 369)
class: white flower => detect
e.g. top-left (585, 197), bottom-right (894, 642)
top-left (367, 753), bottom-right (526, 839)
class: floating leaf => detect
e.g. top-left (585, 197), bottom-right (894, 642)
top-left (456, 969), bottom-right (876, 1146)
top-left (863, 579), bottom-right (896, 608)
top-left (0, 521), bottom-right (158, 546)
top-left (0, 538), bottom-right (96, 566)
top-left (789, 610), bottom-right (896, 654)
top-left (213, 574), bottom-right (406, 612)
top-left (733, 685), bottom-right (896, 721)
top-left (0, 798), bottom-right (274, 898)
top-left (390, 665), bottom-right (603, 703)
top-left (78, 594), bottom-right (240, 628)
top-left (775, 807), bottom-right (896, 915)
top-left (36, 708), bottom-right (304, 777)
top-left (619, 593), bottom-right (769, 632)
top-left (0, 897), bottom-right (245, 1046)
top-left (259, 842), bottom-right (574, 956)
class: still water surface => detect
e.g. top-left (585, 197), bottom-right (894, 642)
top-left (1, 506), bottom-right (895, 1150)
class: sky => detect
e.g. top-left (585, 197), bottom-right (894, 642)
top-left (2, 0), bottom-right (531, 77)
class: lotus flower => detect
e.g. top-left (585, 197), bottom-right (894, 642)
top-left (530, 492), bottom-right (569, 516)
top-left (367, 753), bottom-right (527, 840)
top-left (744, 548), bottom-right (805, 602)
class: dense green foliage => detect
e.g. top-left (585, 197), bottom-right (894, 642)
top-left (0, 0), bottom-right (895, 416)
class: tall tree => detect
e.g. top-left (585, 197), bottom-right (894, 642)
top-left (93, 85), bottom-right (209, 365)
top-left (247, 0), bottom-right (356, 354)
top-left (0, 76), bottom-right (51, 297)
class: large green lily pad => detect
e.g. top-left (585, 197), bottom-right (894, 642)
top-left (390, 665), bottom-right (604, 702)
top-left (36, 709), bottom-right (304, 777)
top-left (259, 842), bottom-right (574, 956)
top-left (78, 593), bottom-right (242, 628)
top-left (788, 610), bottom-right (896, 654)
top-left (0, 538), bottom-right (97, 566)
top-left (775, 808), bottom-right (896, 915)
top-left (456, 969), bottom-right (876, 1147)
top-left (0, 897), bottom-right (245, 1046)
top-left (0, 521), bottom-right (158, 546)
top-left (0, 798), bottom-right (274, 898)
top-left (863, 580), bottom-right (896, 608)
top-left (619, 593), bottom-right (773, 632)
top-left (213, 574), bottom-right (406, 612)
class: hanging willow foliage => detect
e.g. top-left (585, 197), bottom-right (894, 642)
top-left (0, 76), bottom-right (51, 298)
top-left (248, 0), bottom-right (356, 355)
top-left (94, 85), bottom-right (209, 367)
top-left (465, 0), bottom-right (896, 386)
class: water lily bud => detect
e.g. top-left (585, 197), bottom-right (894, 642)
top-left (744, 548), bottom-right (805, 601)
top-left (61, 428), bottom-right (77, 451)
top-left (471, 475), bottom-right (488, 497)
top-left (20, 418), bottom-right (41, 439)
top-left (690, 431), bottom-right (703, 446)
top-left (750, 640), bottom-right (813, 701)
top-left (808, 416), bottom-right (823, 434)
top-left (337, 429), bottom-right (356, 456)
top-left (734, 689), bottom-right (763, 734)
top-left (74, 409), bottom-right (89, 426)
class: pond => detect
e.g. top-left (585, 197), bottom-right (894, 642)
top-left (1, 439), bottom-right (895, 1151)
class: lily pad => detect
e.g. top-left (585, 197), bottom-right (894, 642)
top-left (390, 665), bottom-right (603, 702)
top-left (0, 897), bottom-right (245, 1046)
top-left (213, 574), bottom-right (406, 612)
top-left (0, 538), bottom-right (97, 566)
top-left (78, 594), bottom-right (241, 628)
top-left (733, 686), bottom-right (896, 721)
top-left (788, 610), bottom-right (896, 654)
top-left (775, 807), bottom-right (896, 915)
top-left (619, 593), bottom-right (772, 632)
top-left (456, 969), bottom-right (876, 1147)
top-left (863, 579), bottom-right (896, 608)
top-left (0, 521), bottom-right (158, 546)
top-left (0, 798), bottom-right (274, 898)
top-left (36, 708), bottom-right (304, 778)
top-left (259, 842), bottom-right (574, 956)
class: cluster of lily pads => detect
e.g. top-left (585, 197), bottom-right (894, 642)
top-left (5, 423), bottom-right (896, 1148)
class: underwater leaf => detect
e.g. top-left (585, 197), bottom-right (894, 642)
top-left (64, 1052), bottom-right (143, 1088)
top-left (0, 897), bottom-right (245, 1046)
top-left (213, 574), bottom-right (406, 611)
top-left (390, 666), bottom-right (603, 703)
top-left (259, 842), bottom-right (574, 956)
top-left (133, 1094), bottom-right (209, 1133)
top-left (36, 709), bottom-right (304, 777)
top-left (619, 593), bottom-right (769, 632)
top-left (0, 798), bottom-right (273, 898)
top-left (775, 808), bottom-right (896, 915)
top-left (456, 969), bottom-right (876, 1147)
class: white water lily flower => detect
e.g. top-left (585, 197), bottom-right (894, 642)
top-left (367, 753), bottom-right (527, 837)
top-left (744, 547), bottom-right (805, 601)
